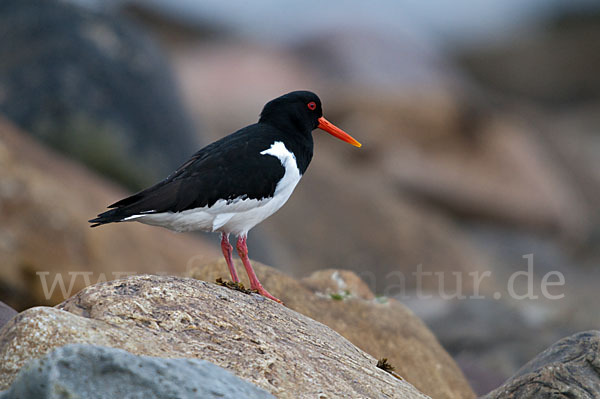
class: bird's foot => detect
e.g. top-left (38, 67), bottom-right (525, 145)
top-left (216, 278), bottom-right (282, 303)
top-left (252, 286), bottom-right (283, 304)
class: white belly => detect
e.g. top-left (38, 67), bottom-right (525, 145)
top-left (130, 141), bottom-right (301, 236)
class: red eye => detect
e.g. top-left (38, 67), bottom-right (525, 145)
top-left (307, 101), bottom-right (316, 110)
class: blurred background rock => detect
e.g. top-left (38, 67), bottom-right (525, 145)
top-left (0, 0), bottom-right (200, 188)
top-left (0, 0), bottom-right (599, 395)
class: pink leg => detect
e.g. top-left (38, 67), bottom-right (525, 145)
top-left (220, 233), bottom-right (239, 283)
top-left (236, 235), bottom-right (281, 303)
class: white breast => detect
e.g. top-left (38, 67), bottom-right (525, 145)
top-left (131, 141), bottom-right (302, 237)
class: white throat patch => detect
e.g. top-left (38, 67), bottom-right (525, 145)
top-left (260, 141), bottom-right (302, 188)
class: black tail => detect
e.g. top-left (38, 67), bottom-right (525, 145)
top-left (89, 192), bottom-right (143, 227)
top-left (88, 208), bottom-right (132, 227)
top-left (89, 179), bottom-right (175, 227)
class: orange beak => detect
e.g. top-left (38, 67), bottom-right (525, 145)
top-left (317, 117), bottom-right (361, 148)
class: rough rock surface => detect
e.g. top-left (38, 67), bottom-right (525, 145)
top-left (0, 0), bottom-right (199, 187)
top-left (189, 261), bottom-right (475, 399)
top-left (0, 275), bottom-right (429, 399)
top-left (0, 344), bottom-right (274, 399)
top-left (484, 331), bottom-right (600, 399)
top-left (0, 119), bottom-right (217, 310)
top-left (0, 302), bottom-right (16, 331)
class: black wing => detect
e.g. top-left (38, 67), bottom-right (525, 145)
top-left (89, 124), bottom-right (286, 226)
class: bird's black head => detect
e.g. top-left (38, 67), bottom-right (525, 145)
top-left (259, 91), bottom-right (323, 133)
top-left (259, 91), bottom-right (361, 148)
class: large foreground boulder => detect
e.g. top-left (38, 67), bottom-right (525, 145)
top-left (484, 331), bottom-right (600, 399)
top-left (189, 260), bottom-right (475, 399)
top-left (0, 275), bottom-right (429, 398)
top-left (0, 344), bottom-right (274, 399)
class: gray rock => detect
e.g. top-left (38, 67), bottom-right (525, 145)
top-left (0, 344), bottom-right (274, 399)
top-left (483, 331), bottom-right (600, 399)
top-left (0, 301), bottom-right (17, 330)
top-left (0, 0), bottom-right (199, 188)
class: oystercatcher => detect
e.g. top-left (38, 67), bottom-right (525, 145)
top-left (89, 91), bottom-right (361, 303)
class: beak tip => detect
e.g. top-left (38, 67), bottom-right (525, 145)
top-left (318, 116), bottom-right (362, 149)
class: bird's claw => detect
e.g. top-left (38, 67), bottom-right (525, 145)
top-left (254, 288), bottom-right (283, 304)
